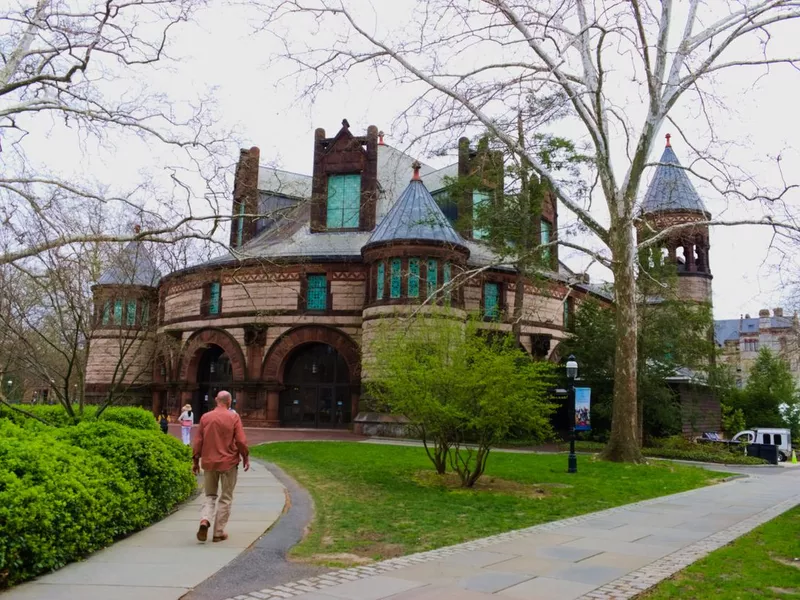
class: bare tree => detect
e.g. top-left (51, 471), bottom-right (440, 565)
top-left (258, 0), bottom-right (800, 461)
top-left (1, 0), bottom-right (235, 267)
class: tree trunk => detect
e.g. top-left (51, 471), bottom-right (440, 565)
top-left (602, 220), bottom-right (644, 463)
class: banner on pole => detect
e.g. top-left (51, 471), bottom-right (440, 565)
top-left (574, 387), bottom-right (591, 431)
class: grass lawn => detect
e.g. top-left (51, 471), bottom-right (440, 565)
top-left (251, 442), bottom-right (729, 566)
top-left (642, 506), bottom-right (800, 600)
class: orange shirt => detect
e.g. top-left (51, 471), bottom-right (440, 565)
top-left (192, 406), bottom-right (249, 472)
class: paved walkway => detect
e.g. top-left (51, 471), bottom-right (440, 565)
top-left (2, 464), bottom-right (286, 600)
top-left (228, 466), bottom-right (800, 600)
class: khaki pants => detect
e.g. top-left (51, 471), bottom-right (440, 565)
top-left (200, 465), bottom-right (238, 536)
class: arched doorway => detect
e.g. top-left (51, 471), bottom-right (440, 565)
top-left (280, 343), bottom-right (351, 428)
top-left (194, 346), bottom-right (233, 420)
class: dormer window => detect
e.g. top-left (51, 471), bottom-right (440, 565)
top-left (327, 174), bottom-right (361, 229)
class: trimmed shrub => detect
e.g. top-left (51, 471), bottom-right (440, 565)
top-left (0, 405), bottom-right (158, 432)
top-left (643, 447), bottom-right (767, 465)
top-left (97, 407), bottom-right (160, 432)
top-left (0, 415), bottom-right (194, 589)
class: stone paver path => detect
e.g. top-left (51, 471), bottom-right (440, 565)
top-left (1, 463), bottom-right (286, 600)
top-left (229, 467), bottom-right (800, 600)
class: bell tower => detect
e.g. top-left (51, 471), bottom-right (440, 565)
top-left (638, 134), bottom-right (712, 305)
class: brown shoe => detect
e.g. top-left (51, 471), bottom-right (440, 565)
top-left (212, 532), bottom-right (228, 543)
top-left (197, 520), bottom-right (210, 542)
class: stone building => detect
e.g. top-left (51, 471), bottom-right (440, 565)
top-left (715, 308), bottom-right (800, 387)
top-left (85, 120), bottom-right (609, 428)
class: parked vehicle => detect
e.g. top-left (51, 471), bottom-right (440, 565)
top-left (731, 428), bottom-right (792, 462)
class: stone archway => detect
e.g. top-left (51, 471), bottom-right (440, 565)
top-left (261, 325), bottom-right (361, 426)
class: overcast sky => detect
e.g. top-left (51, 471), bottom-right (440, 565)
top-left (29, 1), bottom-right (800, 321)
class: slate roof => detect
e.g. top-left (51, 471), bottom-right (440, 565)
top-left (365, 177), bottom-right (467, 250)
top-left (713, 316), bottom-right (795, 345)
top-left (96, 241), bottom-right (161, 287)
top-left (641, 144), bottom-right (708, 215)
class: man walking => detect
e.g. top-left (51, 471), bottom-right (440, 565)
top-left (192, 390), bottom-right (249, 543)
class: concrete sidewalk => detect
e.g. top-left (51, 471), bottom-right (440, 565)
top-left (231, 467), bottom-right (800, 600)
top-left (2, 463), bottom-right (286, 600)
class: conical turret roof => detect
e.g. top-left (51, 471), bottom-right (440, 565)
top-left (365, 162), bottom-right (468, 251)
top-left (97, 241), bottom-right (161, 287)
top-left (641, 137), bottom-right (708, 216)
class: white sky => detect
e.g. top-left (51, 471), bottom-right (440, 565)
top-left (25, 1), bottom-right (800, 321)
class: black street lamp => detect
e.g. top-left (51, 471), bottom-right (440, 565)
top-left (566, 355), bottom-right (578, 474)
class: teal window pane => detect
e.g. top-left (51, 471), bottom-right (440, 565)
top-left (432, 190), bottom-right (458, 226)
top-left (484, 283), bottom-right (500, 319)
top-left (472, 190), bottom-right (490, 240)
top-left (427, 259), bottom-right (438, 297)
top-left (236, 202), bottom-right (245, 247)
top-left (141, 302), bottom-right (149, 326)
top-left (327, 174), bottom-right (361, 229)
top-left (209, 282), bottom-right (221, 315)
top-left (113, 300), bottom-right (123, 325)
top-left (443, 262), bottom-right (452, 301)
top-left (376, 262), bottom-right (385, 300)
top-left (408, 258), bottom-right (420, 298)
top-left (541, 220), bottom-right (552, 262)
top-left (390, 259), bottom-right (402, 299)
top-left (102, 300), bottom-right (111, 325)
top-left (307, 275), bottom-right (327, 310)
top-left (126, 299), bottom-right (136, 327)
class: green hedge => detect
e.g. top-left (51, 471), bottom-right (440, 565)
top-left (642, 447), bottom-right (767, 465)
top-left (0, 405), bottom-right (159, 432)
top-left (0, 414), bottom-right (193, 588)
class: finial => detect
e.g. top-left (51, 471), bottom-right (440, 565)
top-left (411, 160), bottom-right (421, 181)
top-left (341, 118), bottom-right (350, 129)
top-left (665, 133), bottom-right (671, 148)
top-left (133, 224), bottom-right (141, 235)
top-left (378, 130), bottom-right (385, 145)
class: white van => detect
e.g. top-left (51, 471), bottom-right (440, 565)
top-left (731, 428), bottom-right (793, 461)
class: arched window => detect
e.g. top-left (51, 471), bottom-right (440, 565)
top-left (408, 259), bottom-right (420, 298)
top-left (390, 259), bottom-right (402, 299)
top-left (427, 259), bottom-right (438, 297)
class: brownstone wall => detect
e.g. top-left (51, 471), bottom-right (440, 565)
top-left (677, 274), bottom-right (713, 304)
top-left (85, 334), bottom-right (155, 386)
top-left (678, 383), bottom-right (721, 437)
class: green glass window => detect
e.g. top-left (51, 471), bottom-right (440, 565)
top-left (326, 174), bottom-right (361, 229)
top-left (427, 259), bottom-right (438, 297)
top-left (472, 190), bottom-right (490, 240)
top-left (102, 300), bottom-right (111, 325)
top-left (376, 262), bottom-right (385, 300)
top-left (209, 282), bottom-right (221, 315)
top-left (432, 190), bottom-right (458, 226)
top-left (390, 259), bottom-right (402, 299)
top-left (141, 302), bottom-right (149, 326)
top-left (408, 258), bottom-right (420, 298)
top-left (443, 262), bottom-right (452, 301)
top-left (541, 220), bottom-right (552, 262)
top-left (126, 299), bottom-right (136, 327)
top-left (113, 300), bottom-right (123, 325)
top-left (484, 282), bottom-right (500, 319)
top-left (307, 275), bottom-right (327, 310)
top-left (236, 202), bottom-right (245, 247)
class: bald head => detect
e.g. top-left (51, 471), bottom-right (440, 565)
top-left (215, 390), bottom-right (232, 408)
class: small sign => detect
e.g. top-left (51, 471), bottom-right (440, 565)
top-left (574, 387), bottom-right (591, 431)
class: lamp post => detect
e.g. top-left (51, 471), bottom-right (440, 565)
top-left (6, 379), bottom-right (12, 403)
top-left (566, 355), bottom-right (578, 474)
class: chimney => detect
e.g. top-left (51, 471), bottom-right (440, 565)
top-left (759, 308), bottom-right (770, 330)
top-left (230, 146), bottom-right (260, 249)
top-left (774, 308), bottom-right (784, 317)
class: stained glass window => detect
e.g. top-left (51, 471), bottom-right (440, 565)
top-left (113, 300), bottom-right (123, 325)
top-left (541, 220), bottom-right (552, 262)
top-left (443, 262), bottom-right (452, 302)
top-left (390, 259), bottom-right (402, 299)
top-left (102, 300), bottom-right (111, 325)
top-left (209, 282), bottom-right (221, 315)
top-left (326, 174), bottom-right (361, 229)
top-left (484, 282), bottom-right (500, 319)
top-left (141, 302), bottom-right (149, 326)
top-left (408, 258), bottom-right (420, 298)
top-left (236, 201), bottom-right (245, 247)
top-left (376, 262), bottom-right (385, 300)
top-left (472, 190), bottom-right (490, 240)
top-left (427, 259), bottom-right (438, 298)
top-left (307, 275), bottom-right (327, 310)
top-left (126, 300), bottom-right (136, 327)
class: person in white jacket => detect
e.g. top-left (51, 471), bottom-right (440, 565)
top-left (179, 404), bottom-right (194, 445)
